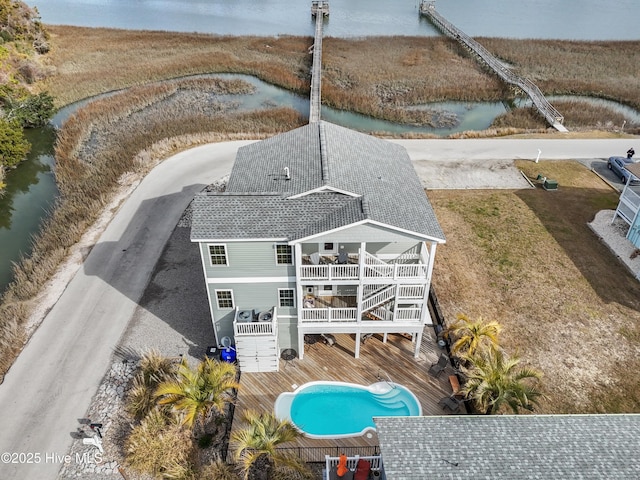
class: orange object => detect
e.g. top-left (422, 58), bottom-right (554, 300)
top-left (337, 454), bottom-right (348, 477)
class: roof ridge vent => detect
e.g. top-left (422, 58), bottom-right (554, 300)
top-left (361, 197), bottom-right (369, 216)
top-left (319, 122), bottom-right (329, 182)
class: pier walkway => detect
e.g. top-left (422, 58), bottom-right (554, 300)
top-left (309, 0), bottom-right (329, 123)
top-left (420, 1), bottom-right (567, 132)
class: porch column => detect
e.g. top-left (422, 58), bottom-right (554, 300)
top-left (298, 328), bottom-right (305, 360)
top-left (294, 243), bottom-right (304, 360)
top-left (355, 332), bottom-right (361, 358)
top-left (356, 242), bottom-right (366, 323)
top-left (413, 329), bottom-right (423, 359)
top-left (421, 242), bottom-right (438, 325)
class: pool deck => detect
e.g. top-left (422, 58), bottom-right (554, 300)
top-left (230, 327), bottom-right (463, 453)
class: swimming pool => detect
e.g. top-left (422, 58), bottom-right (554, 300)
top-left (274, 381), bottom-right (422, 439)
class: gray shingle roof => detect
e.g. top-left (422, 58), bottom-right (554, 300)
top-left (191, 192), bottom-right (364, 240)
top-left (375, 415), bottom-right (640, 480)
top-left (192, 121), bottom-right (445, 242)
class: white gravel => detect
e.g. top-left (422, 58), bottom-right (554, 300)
top-left (588, 209), bottom-right (640, 280)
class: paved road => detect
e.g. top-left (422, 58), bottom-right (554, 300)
top-left (0, 141), bottom-right (250, 479)
top-left (0, 137), bottom-right (635, 478)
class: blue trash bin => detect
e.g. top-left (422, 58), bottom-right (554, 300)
top-left (220, 347), bottom-right (236, 363)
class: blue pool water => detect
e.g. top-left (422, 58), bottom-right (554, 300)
top-left (275, 381), bottom-right (422, 438)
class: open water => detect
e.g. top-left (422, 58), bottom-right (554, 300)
top-left (28, 0), bottom-right (640, 40)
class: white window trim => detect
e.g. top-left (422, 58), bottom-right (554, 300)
top-left (215, 289), bottom-right (235, 310)
top-left (207, 243), bottom-right (229, 267)
top-left (274, 244), bottom-right (294, 265)
top-left (278, 288), bottom-right (296, 308)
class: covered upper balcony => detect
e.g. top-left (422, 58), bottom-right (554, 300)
top-left (299, 249), bottom-right (430, 283)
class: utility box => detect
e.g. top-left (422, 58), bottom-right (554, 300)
top-left (543, 179), bottom-right (558, 191)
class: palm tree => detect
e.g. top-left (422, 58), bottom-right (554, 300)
top-left (460, 348), bottom-right (543, 415)
top-left (155, 357), bottom-right (239, 434)
top-left (445, 313), bottom-right (502, 357)
top-left (231, 410), bottom-right (310, 480)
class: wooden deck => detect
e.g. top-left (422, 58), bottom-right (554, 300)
top-left (230, 326), bottom-right (462, 453)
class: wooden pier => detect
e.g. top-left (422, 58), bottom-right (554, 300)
top-left (420, 0), bottom-right (567, 132)
top-left (309, 1), bottom-right (328, 123)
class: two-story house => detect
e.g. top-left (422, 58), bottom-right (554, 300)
top-left (190, 120), bottom-right (445, 372)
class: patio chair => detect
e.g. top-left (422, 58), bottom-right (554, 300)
top-left (336, 250), bottom-right (349, 264)
top-left (310, 252), bottom-right (321, 265)
top-left (439, 395), bottom-right (463, 413)
top-left (354, 459), bottom-right (371, 480)
top-left (428, 353), bottom-right (449, 377)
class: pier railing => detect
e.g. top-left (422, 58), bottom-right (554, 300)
top-left (420, 1), bottom-right (566, 131)
top-left (309, 1), bottom-right (328, 123)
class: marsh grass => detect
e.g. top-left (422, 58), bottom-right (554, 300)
top-left (41, 27), bottom-right (312, 106)
top-left (479, 38), bottom-right (640, 111)
top-left (41, 27), bottom-right (640, 130)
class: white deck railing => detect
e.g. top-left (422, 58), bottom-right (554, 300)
top-left (300, 252), bottom-right (428, 282)
top-left (234, 321), bottom-right (275, 335)
top-left (361, 285), bottom-right (396, 311)
top-left (616, 187), bottom-right (640, 224)
top-left (234, 307), bottom-right (277, 336)
top-left (397, 284), bottom-right (425, 298)
top-left (299, 264), bottom-right (359, 280)
top-left (325, 455), bottom-right (384, 480)
top-left (300, 307), bottom-right (358, 322)
top-left (395, 307), bottom-right (422, 320)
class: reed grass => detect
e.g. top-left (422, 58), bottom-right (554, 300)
top-left (41, 27), bottom-right (640, 131)
top-left (41, 27), bottom-right (312, 106)
top-left (479, 38), bottom-right (640, 111)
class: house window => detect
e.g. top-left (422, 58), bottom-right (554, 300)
top-left (278, 289), bottom-right (295, 307)
top-left (275, 244), bottom-right (293, 265)
top-left (208, 244), bottom-right (228, 266)
top-left (216, 290), bottom-right (234, 309)
top-left (320, 242), bottom-right (338, 254)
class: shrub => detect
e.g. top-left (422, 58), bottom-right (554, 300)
top-left (198, 457), bottom-right (239, 480)
top-left (125, 409), bottom-right (196, 479)
top-left (126, 350), bottom-right (177, 420)
top-left (6, 92), bottom-right (55, 127)
top-left (0, 117), bottom-right (29, 168)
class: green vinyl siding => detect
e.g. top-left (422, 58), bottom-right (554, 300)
top-left (199, 241), bottom-right (296, 279)
top-left (308, 223), bottom-right (427, 244)
top-left (365, 242), bottom-right (421, 256)
top-left (208, 282), bottom-right (297, 342)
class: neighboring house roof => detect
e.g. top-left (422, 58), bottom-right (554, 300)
top-left (626, 162), bottom-right (640, 179)
top-left (191, 121), bottom-right (445, 243)
top-left (375, 415), bottom-right (640, 480)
